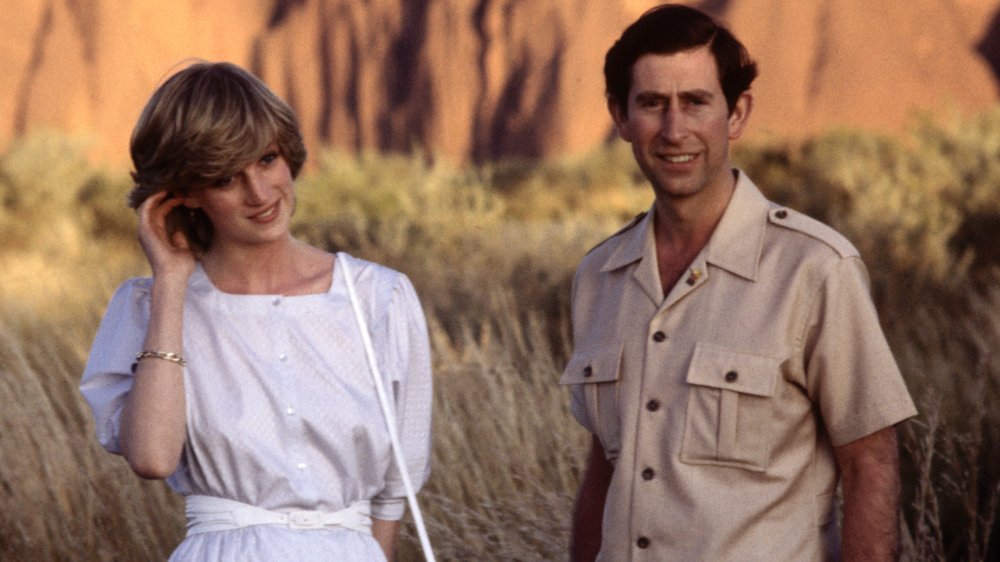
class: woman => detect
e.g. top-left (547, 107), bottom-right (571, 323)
top-left (80, 61), bottom-right (432, 561)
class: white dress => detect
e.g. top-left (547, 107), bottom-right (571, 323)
top-left (80, 253), bottom-right (433, 561)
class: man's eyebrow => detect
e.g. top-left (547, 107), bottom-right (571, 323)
top-left (634, 91), bottom-right (668, 102)
top-left (633, 89), bottom-right (716, 100)
top-left (680, 89), bottom-right (715, 100)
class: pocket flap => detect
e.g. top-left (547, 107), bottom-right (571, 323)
top-left (686, 343), bottom-right (778, 397)
top-left (560, 342), bottom-right (623, 385)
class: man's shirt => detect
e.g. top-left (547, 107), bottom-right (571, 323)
top-left (562, 171), bottom-right (916, 561)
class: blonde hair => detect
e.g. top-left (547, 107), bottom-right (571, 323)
top-left (127, 61), bottom-right (307, 251)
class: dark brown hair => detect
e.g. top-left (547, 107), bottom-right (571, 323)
top-left (604, 4), bottom-right (758, 115)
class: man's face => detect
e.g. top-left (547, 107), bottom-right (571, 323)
top-left (610, 46), bottom-right (751, 205)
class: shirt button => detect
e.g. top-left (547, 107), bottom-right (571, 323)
top-left (279, 353), bottom-right (288, 362)
top-left (646, 399), bottom-right (660, 412)
top-left (272, 297), bottom-right (282, 306)
top-left (637, 536), bottom-right (650, 549)
top-left (641, 468), bottom-right (655, 480)
top-left (286, 407), bottom-right (296, 416)
top-left (652, 331), bottom-right (666, 342)
top-left (583, 365), bottom-right (593, 378)
top-left (296, 462), bottom-right (307, 470)
top-left (725, 370), bottom-right (739, 383)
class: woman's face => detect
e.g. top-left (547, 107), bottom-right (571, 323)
top-left (183, 143), bottom-right (295, 252)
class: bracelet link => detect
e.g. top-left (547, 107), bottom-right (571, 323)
top-left (134, 350), bottom-right (187, 370)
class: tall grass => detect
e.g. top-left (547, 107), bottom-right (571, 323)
top-left (2, 109), bottom-right (999, 560)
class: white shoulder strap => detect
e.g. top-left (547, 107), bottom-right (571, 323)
top-left (338, 254), bottom-right (436, 562)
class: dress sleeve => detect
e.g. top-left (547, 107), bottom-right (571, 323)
top-left (370, 272), bottom-right (433, 520)
top-left (804, 257), bottom-right (917, 446)
top-left (79, 278), bottom-right (151, 455)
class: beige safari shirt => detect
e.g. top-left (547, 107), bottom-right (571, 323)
top-left (562, 171), bottom-right (916, 561)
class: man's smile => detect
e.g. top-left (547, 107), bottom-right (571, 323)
top-left (658, 153), bottom-right (696, 164)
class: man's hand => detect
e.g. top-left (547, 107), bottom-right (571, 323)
top-left (571, 435), bottom-right (614, 562)
top-left (834, 425), bottom-right (903, 561)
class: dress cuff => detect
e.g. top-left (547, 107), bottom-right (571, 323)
top-left (370, 496), bottom-right (406, 520)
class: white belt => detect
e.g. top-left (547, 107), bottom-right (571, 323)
top-left (184, 495), bottom-right (373, 537)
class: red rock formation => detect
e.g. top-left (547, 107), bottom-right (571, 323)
top-left (1, 0), bottom-right (996, 165)
top-left (247, 0), bottom-right (625, 161)
top-left (721, 0), bottom-right (998, 141)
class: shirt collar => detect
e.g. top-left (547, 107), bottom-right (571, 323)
top-left (703, 170), bottom-right (770, 281)
top-left (599, 170), bottom-right (770, 282)
top-left (601, 207), bottom-right (655, 273)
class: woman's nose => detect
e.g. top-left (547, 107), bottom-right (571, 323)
top-left (243, 168), bottom-right (271, 204)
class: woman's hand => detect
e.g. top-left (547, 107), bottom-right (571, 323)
top-left (137, 190), bottom-right (197, 282)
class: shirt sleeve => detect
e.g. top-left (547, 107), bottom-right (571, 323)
top-left (567, 384), bottom-right (595, 434)
top-left (804, 257), bottom-right (917, 446)
top-left (79, 278), bottom-right (151, 455)
top-left (369, 272), bottom-right (433, 520)
top-left (565, 269), bottom-right (597, 435)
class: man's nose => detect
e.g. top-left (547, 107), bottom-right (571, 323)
top-left (660, 108), bottom-right (688, 143)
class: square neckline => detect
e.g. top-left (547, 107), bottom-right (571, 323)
top-left (192, 252), bottom-right (344, 300)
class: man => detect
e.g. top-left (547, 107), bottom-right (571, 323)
top-left (562, 5), bottom-right (916, 561)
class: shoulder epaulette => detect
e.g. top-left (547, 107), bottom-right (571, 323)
top-left (767, 207), bottom-right (858, 258)
top-left (584, 211), bottom-right (647, 257)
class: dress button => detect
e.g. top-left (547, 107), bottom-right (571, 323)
top-left (652, 331), bottom-right (666, 342)
top-left (583, 365), bottom-right (593, 378)
top-left (725, 370), bottom-right (739, 383)
top-left (646, 399), bottom-right (660, 412)
top-left (641, 468), bottom-right (655, 480)
top-left (637, 536), bottom-right (650, 549)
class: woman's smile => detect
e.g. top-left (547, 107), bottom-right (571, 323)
top-left (249, 201), bottom-right (281, 223)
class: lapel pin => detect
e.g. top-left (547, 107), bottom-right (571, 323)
top-left (686, 268), bottom-right (703, 286)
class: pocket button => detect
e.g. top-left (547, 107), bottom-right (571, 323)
top-left (583, 365), bottom-right (593, 378)
top-left (725, 370), bottom-right (739, 383)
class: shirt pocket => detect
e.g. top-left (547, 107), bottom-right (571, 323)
top-left (560, 342), bottom-right (624, 459)
top-left (680, 342), bottom-right (780, 472)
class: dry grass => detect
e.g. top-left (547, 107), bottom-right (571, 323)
top-left (2, 110), bottom-right (999, 560)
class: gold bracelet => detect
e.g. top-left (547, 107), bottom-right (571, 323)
top-left (134, 350), bottom-right (187, 367)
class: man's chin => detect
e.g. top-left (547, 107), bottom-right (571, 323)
top-left (651, 176), bottom-right (704, 199)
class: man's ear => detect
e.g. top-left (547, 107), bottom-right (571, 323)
top-left (608, 96), bottom-right (633, 142)
top-left (728, 91), bottom-right (753, 140)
